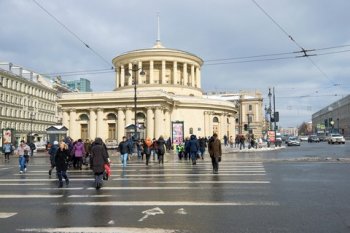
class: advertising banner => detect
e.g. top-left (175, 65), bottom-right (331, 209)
top-left (267, 130), bottom-right (276, 143)
top-left (172, 122), bottom-right (184, 145)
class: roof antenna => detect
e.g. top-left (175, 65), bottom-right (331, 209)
top-left (154, 12), bottom-right (164, 48)
top-left (157, 12), bottom-right (160, 42)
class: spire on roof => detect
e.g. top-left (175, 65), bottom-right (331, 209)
top-left (153, 12), bottom-right (164, 48)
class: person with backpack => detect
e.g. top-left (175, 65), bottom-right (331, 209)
top-left (157, 136), bottom-right (166, 165)
top-left (143, 137), bottom-right (152, 166)
top-left (48, 141), bottom-right (59, 176)
top-left (54, 141), bottom-right (70, 188)
top-left (186, 135), bottom-right (200, 165)
top-left (208, 133), bottom-right (222, 174)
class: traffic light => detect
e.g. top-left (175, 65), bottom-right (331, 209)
top-left (244, 124), bottom-right (248, 131)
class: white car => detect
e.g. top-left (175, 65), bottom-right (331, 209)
top-left (327, 134), bottom-right (346, 144)
top-left (299, 136), bottom-right (309, 142)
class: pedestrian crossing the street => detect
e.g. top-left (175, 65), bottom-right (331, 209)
top-left (0, 156), bottom-right (278, 232)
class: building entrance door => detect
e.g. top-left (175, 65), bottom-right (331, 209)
top-left (81, 124), bottom-right (88, 140)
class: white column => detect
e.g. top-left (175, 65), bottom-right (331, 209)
top-left (128, 63), bottom-right (133, 86)
top-left (173, 61), bottom-right (178, 85)
top-left (69, 109), bottom-right (77, 139)
top-left (164, 109), bottom-right (171, 138)
top-left (62, 110), bottom-right (69, 128)
top-left (96, 108), bottom-right (104, 138)
top-left (115, 67), bottom-right (119, 89)
top-left (196, 66), bottom-right (201, 88)
top-left (125, 108), bottom-right (132, 126)
top-left (120, 65), bottom-right (125, 87)
top-left (204, 111), bottom-right (208, 137)
top-left (161, 60), bottom-right (166, 84)
top-left (221, 114), bottom-right (226, 139)
top-left (183, 63), bottom-right (188, 85)
top-left (146, 108), bottom-right (154, 139)
top-left (154, 107), bottom-right (163, 138)
top-left (208, 113), bottom-right (213, 136)
top-left (191, 65), bottom-right (195, 87)
top-left (137, 61), bottom-right (142, 85)
top-left (117, 108), bottom-right (125, 142)
top-left (149, 60), bottom-right (154, 84)
top-left (89, 109), bottom-right (96, 140)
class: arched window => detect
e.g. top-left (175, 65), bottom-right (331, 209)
top-left (79, 114), bottom-right (89, 121)
top-left (107, 113), bottom-right (117, 120)
top-left (213, 117), bottom-right (219, 123)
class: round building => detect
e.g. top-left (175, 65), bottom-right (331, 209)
top-left (59, 41), bottom-right (238, 143)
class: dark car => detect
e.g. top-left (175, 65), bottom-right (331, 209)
top-left (308, 135), bottom-right (320, 143)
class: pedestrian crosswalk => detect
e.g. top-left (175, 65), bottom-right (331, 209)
top-left (0, 156), bottom-right (278, 232)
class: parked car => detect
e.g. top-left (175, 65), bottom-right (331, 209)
top-left (299, 136), bottom-right (309, 142)
top-left (287, 137), bottom-right (301, 146)
top-left (105, 139), bottom-right (118, 149)
top-left (327, 134), bottom-right (346, 144)
top-left (308, 135), bottom-right (320, 143)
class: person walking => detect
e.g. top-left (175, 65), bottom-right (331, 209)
top-left (3, 142), bottom-right (13, 161)
top-left (208, 133), bottom-right (222, 174)
top-left (16, 140), bottom-right (30, 174)
top-left (157, 136), bottom-right (166, 165)
top-left (143, 137), bottom-right (152, 166)
top-left (28, 141), bottom-right (36, 157)
top-left (91, 137), bottom-right (109, 190)
top-left (151, 138), bottom-right (158, 161)
top-left (72, 139), bottom-right (85, 170)
top-left (198, 136), bottom-right (207, 160)
top-left (187, 135), bottom-right (200, 165)
top-left (223, 135), bottom-right (228, 147)
top-left (54, 141), bottom-right (70, 188)
top-left (48, 141), bottom-right (59, 176)
top-left (118, 136), bottom-right (129, 168)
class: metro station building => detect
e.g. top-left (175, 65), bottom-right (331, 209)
top-left (58, 41), bottom-right (238, 143)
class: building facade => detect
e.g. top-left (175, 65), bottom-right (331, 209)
top-left (312, 94), bottom-right (350, 138)
top-left (58, 41), bottom-right (238, 142)
top-left (0, 62), bottom-right (58, 146)
top-left (205, 91), bottom-right (264, 139)
top-left (66, 78), bottom-right (92, 92)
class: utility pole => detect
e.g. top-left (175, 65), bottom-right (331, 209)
top-left (273, 87), bottom-right (277, 146)
top-left (268, 88), bottom-right (272, 130)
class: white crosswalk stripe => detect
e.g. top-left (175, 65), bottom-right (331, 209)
top-left (0, 158), bottom-right (276, 224)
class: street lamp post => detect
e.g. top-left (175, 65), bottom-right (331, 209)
top-left (125, 63), bottom-right (145, 140)
top-left (268, 88), bottom-right (272, 130)
top-left (30, 112), bottom-right (35, 143)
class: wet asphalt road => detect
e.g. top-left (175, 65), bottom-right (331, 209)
top-left (0, 142), bottom-right (350, 233)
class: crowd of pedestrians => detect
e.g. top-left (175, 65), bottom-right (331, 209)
top-left (1, 132), bottom-right (228, 189)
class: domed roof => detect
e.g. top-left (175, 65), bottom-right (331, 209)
top-left (113, 41), bottom-right (203, 65)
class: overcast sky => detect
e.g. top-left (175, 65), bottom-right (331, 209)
top-left (1, 0), bottom-right (349, 128)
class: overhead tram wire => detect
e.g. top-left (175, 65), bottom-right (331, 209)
top-left (250, 0), bottom-right (336, 85)
top-left (42, 68), bottom-right (114, 76)
top-left (204, 43), bottom-right (350, 66)
top-left (32, 0), bottom-right (113, 70)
